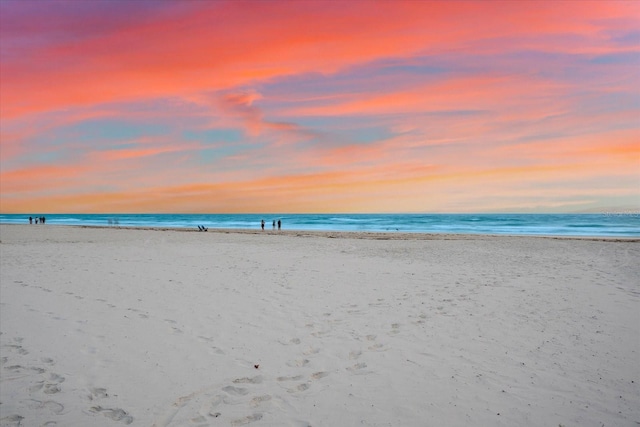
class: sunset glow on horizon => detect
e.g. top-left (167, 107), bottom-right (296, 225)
top-left (1, 0), bottom-right (638, 213)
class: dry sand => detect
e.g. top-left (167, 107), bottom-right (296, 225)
top-left (1, 224), bottom-right (638, 427)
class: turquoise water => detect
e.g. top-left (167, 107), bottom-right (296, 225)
top-left (1, 213), bottom-right (638, 236)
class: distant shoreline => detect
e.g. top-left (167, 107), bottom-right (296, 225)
top-left (2, 223), bottom-right (638, 242)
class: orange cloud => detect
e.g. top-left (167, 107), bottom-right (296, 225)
top-left (0, 164), bottom-right (91, 194)
top-left (495, 128), bottom-right (640, 165)
top-left (90, 144), bottom-right (201, 162)
top-left (0, 150), bottom-right (617, 214)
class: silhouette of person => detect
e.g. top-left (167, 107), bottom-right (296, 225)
top-left (29, 216), bottom-right (33, 224)
top-left (278, 219), bottom-right (281, 230)
top-left (261, 219), bottom-right (265, 230)
top-left (272, 220), bottom-right (276, 229)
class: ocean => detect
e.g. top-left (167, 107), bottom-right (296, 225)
top-left (1, 213), bottom-right (638, 237)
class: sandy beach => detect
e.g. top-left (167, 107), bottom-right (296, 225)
top-left (1, 224), bottom-right (638, 427)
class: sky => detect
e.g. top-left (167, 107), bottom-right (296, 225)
top-left (1, 0), bottom-right (638, 214)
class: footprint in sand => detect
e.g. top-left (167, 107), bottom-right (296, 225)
top-left (311, 371), bottom-right (329, 380)
top-left (43, 383), bottom-right (61, 394)
top-left (29, 381), bottom-right (45, 393)
top-left (302, 347), bottom-right (320, 356)
top-left (278, 337), bottom-right (302, 345)
top-left (210, 346), bottom-right (225, 355)
top-left (286, 359), bottom-right (309, 368)
top-left (164, 319), bottom-right (183, 334)
top-left (5, 344), bottom-right (28, 355)
top-left (1, 414), bottom-right (24, 425)
top-left (222, 386), bottom-right (249, 396)
top-left (190, 415), bottom-right (208, 424)
top-left (149, 389), bottom-right (200, 426)
top-left (347, 362), bottom-right (367, 373)
top-left (27, 399), bottom-right (64, 415)
top-left (204, 394), bottom-right (224, 413)
top-left (48, 373), bottom-right (65, 383)
top-left (39, 372), bottom-right (65, 394)
top-left (368, 343), bottom-right (385, 351)
top-left (349, 350), bottom-right (362, 360)
top-left (294, 383), bottom-right (310, 392)
top-left (197, 336), bottom-right (226, 355)
top-left (231, 413), bottom-right (263, 426)
top-left (250, 395), bottom-right (272, 407)
top-left (90, 406), bottom-right (134, 424)
top-left (233, 376), bottom-right (263, 384)
top-left (413, 313), bottom-right (428, 325)
top-left (88, 387), bottom-right (109, 400)
top-left (276, 375), bottom-right (304, 382)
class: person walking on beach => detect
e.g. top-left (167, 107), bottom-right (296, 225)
top-left (272, 220), bottom-right (276, 229)
top-left (29, 216), bottom-right (33, 224)
top-left (261, 219), bottom-right (265, 230)
top-left (278, 219), bottom-right (281, 230)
